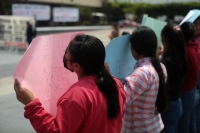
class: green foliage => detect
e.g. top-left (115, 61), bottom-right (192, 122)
top-left (77, 6), bottom-right (95, 25)
top-left (1, 1), bottom-right (200, 25)
top-left (105, 2), bottom-right (200, 21)
top-left (0, 0), bottom-right (15, 15)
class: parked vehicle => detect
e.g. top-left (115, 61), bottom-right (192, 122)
top-left (118, 20), bottom-right (140, 28)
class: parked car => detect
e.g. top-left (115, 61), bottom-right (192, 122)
top-left (118, 20), bottom-right (140, 28)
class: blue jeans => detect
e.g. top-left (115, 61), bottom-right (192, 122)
top-left (196, 71), bottom-right (200, 133)
top-left (161, 99), bottom-right (182, 133)
top-left (178, 88), bottom-right (199, 133)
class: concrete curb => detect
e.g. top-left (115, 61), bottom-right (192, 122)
top-left (36, 26), bottom-right (111, 35)
top-left (36, 25), bottom-right (110, 32)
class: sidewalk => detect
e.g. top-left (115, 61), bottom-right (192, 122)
top-left (0, 91), bottom-right (35, 133)
top-left (0, 53), bottom-right (33, 133)
top-left (0, 51), bottom-right (23, 96)
top-left (0, 51), bottom-right (23, 78)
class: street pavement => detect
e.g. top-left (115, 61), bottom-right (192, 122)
top-left (0, 28), bottom-right (133, 133)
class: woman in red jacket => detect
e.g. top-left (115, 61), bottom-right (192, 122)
top-left (178, 22), bottom-right (200, 133)
top-left (14, 34), bottom-right (126, 133)
top-left (194, 16), bottom-right (200, 133)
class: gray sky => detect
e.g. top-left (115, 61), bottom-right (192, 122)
top-left (109, 0), bottom-right (200, 4)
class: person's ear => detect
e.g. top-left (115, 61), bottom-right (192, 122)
top-left (73, 63), bottom-right (81, 71)
top-left (131, 48), bottom-right (138, 60)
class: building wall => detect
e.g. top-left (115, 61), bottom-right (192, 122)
top-left (28, 0), bottom-right (103, 7)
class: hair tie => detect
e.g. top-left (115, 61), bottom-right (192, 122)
top-left (173, 26), bottom-right (180, 32)
top-left (151, 52), bottom-right (157, 60)
top-left (101, 66), bottom-right (105, 70)
top-left (100, 66), bottom-right (105, 71)
top-left (152, 57), bottom-right (155, 61)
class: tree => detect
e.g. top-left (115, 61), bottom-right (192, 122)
top-left (0, 0), bottom-right (18, 15)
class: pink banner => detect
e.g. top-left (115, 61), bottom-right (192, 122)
top-left (13, 31), bottom-right (84, 116)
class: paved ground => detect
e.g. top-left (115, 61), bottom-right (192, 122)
top-left (0, 28), bottom-right (133, 133)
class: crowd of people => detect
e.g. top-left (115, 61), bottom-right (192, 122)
top-left (14, 16), bottom-right (200, 133)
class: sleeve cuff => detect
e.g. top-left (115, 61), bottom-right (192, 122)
top-left (24, 98), bottom-right (41, 110)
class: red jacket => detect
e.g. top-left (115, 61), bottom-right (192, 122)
top-left (195, 36), bottom-right (200, 70)
top-left (182, 41), bottom-right (200, 92)
top-left (24, 76), bottom-right (126, 133)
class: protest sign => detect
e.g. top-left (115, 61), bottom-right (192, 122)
top-left (12, 4), bottom-right (50, 21)
top-left (179, 9), bottom-right (200, 25)
top-left (53, 7), bottom-right (79, 22)
top-left (141, 14), bottom-right (148, 25)
top-left (141, 15), bottom-right (167, 46)
top-left (13, 31), bottom-right (84, 116)
top-left (0, 15), bottom-right (35, 48)
top-left (105, 35), bottom-right (136, 81)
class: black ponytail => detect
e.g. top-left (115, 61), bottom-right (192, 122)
top-left (151, 57), bottom-right (168, 113)
top-left (130, 26), bottom-right (168, 113)
top-left (180, 22), bottom-right (196, 42)
top-left (161, 24), bottom-right (188, 77)
top-left (96, 67), bottom-right (120, 119)
top-left (68, 34), bottom-right (120, 119)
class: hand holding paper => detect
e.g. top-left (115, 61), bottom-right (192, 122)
top-left (14, 78), bottom-right (35, 105)
top-left (105, 34), bottom-right (136, 81)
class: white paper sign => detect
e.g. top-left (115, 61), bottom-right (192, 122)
top-left (179, 9), bottom-right (200, 26)
top-left (179, 10), bottom-right (195, 26)
top-left (12, 4), bottom-right (50, 21)
top-left (0, 15), bottom-right (35, 48)
top-left (53, 7), bottom-right (79, 22)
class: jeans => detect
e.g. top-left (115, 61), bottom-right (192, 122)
top-left (178, 88), bottom-right (199, 133)
top-left (161, 99), bottom-right (182, 133)
top-left (196, 71), bottom-right (200, 133)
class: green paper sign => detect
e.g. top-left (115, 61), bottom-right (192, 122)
top-left (141, 15), bottom-right (167, 46)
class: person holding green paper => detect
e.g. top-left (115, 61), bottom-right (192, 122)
top-left (122, 26), bottom-right (168, 133)
top-left (160, 24), bottom-right (188, 133)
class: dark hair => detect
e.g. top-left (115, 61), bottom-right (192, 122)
top-left (130, 26), bottom-right (167, 113)
top-left (122, 32), bottom-right (129, 36)
top-left (68, 34), bottom-right (120, 119)
top-left (161, 24), bottom-right (188, 77)
top-left (180, 22), bottom-right (196, 42)
top-left (195, 16), bottom-right (200, 22)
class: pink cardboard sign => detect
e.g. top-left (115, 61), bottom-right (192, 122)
top-left (13, 31), bottom-right (84, 116)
